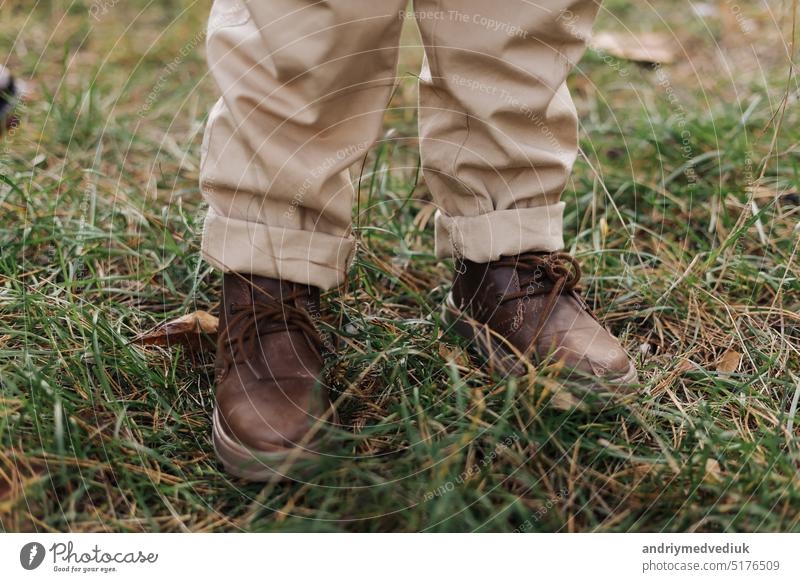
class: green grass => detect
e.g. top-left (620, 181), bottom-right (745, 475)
top-left (1, 0), bottom-right (799, 532)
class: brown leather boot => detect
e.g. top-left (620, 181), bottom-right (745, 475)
top-left (212, 273), bottom-right (334, 480)
top-left (444, 252), bottom-right (638, 391)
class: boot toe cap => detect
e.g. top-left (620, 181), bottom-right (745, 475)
top-left (217, 380), bottom-right (328, 453)
top-left (542, 326), bottom-right (635, 381)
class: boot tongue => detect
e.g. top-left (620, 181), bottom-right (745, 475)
top-left (230, 274), bottom-right (314, 308)
top-left (486, 264), bottom-right (526, 336)
top-left (222, 275), bottom-right (296, 319)
top-left (455, 259), bottom-right (523, 336)
top-left (489, 264), bottom-right (520, 296)
top-left (225, 274), bottom-right (321, 325)
top-left (248, 275), bottom-right (293, 303)
top-left (457, 259), bottom-right (520, 296)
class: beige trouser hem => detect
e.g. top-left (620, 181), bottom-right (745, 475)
top-left (200, 0), bottom-right (600, 289)
top-left (434, 203), bottom-right (566, 262)
top-left (202, 209), bottom-right (355, 290)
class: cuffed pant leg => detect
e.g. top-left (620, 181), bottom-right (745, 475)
top-left (200, 0), bottom-right (407, 289)
top-left (414, 0), bottom-right (601, 261)
top-left (202, 206), bottom-right (355, 291)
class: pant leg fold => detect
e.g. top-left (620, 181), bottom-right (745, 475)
top-left (434, 202), bottom-right (565, 262)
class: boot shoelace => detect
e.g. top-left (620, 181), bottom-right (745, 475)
top-left (493, 252), bottom-right (587, 352)
top-left (218, 287), bottom-right (324, 379)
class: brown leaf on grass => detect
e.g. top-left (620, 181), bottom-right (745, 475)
top-left (717, 349), bottom-right (742, 375)
top-left (438, 343), bottom-right (470, 368)
top-left (134, 310), bottom-right (218, 349)
top-left (704, 458), bottom-right (722, 483)
top-left (551, 390), bottom-right (584, 412)
top-left (591, 32), bottom-right (677, 65)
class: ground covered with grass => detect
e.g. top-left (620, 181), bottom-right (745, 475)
top-left (1, 0), bottom-right (799, 532)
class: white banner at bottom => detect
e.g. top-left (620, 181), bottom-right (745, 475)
top-left (1, 533), bottom-right (798, 581)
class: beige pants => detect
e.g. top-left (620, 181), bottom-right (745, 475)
top-left (200, 0), bottom-right (600, 290)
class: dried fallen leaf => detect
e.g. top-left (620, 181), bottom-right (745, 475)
top-left (438, 343), bottom-right (470, 368)
top-left (591, 31), bottom-right (677, 65)
top-left (704, 458), bottom-right (722, 483)
top-left (631, 463), bottom-right (657, 478)
top-left (717, 349), bottom-right (742, 375)
top-left (412, 202), bottom-right (436, 232)
top-left (134, 310), bottom-right (218, 349)
top-left (551, 390), bottom-right (584, 412)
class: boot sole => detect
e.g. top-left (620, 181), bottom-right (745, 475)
top-left (212, 407), bottom-right (333, 482)
top-left (442, 293), bottom-right (638, 394)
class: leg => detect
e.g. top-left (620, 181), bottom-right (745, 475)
top-left (201, 0), bottom-right (406, 290)
top-left (415, 0), bottom-right (599, 260)
top-left (202, 0), bottom-right (406, 480)
top-left (417, 1), bottom-right (638, 388)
